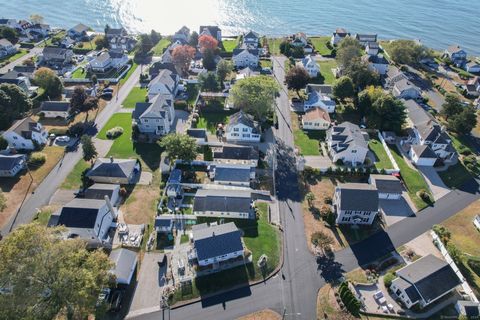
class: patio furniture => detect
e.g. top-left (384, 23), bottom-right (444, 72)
top-left (373, 291), bottom-right (384, 299)
top-left (387, 303), bottom-right (394, 311)
top-left (382, 305), bottom-right (388, 313)
top-left (378, 296), bottom-right (387, 305)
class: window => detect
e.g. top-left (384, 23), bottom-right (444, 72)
top-left (13, 136), bottom-right (17, 140)
top-left (234, 128), bottom-right (239, 132)
top-left (144, 119), bottom-right (148, 123)
top-left (243, 134), bottom-right (250, 138)
top-left (242, 128), bottom-right (248, 132)
top-left (351, 150), bottom-right (357, 153)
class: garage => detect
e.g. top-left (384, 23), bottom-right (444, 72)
top-left (410, 145), bottom-right (437, 166)
top-left (369, 174), bottom-right (403, 200)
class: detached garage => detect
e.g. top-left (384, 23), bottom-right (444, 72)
top-left (410, 145), bottom-right (437, 167)
top-left (369, 174), bottom-right (403, 200)
top-left (109, 248), bottom-right (138, 285)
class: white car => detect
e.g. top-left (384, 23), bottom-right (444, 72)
top-left (55, 136), bottom-right (70, 143)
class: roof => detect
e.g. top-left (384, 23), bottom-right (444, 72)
top-left (466, 61), bottom-right (480, 68)
top-left (109, 248), bottom-right (137, 284)
top-left (366, 41), bottom-right (379, 49)
top-left (154, 216), bottom-right (174, 228)
top-left (187, 128), bottom-right (207, 140)
top-left (412, 145), bottom-right (437, 159)
top-left (403, 99), bottom-right (435, 127)
top-left (42, 46), bottom-right (71, 56)
top-left (303, 107), bottom-right (331, 122)
top-left (213, 145), bottom-right (259, 161)
top-left (84, 183), bottom-right (119, 200)
top-left (328, 122), bottom-right (369, 153)
top-left (7, 117), bottom-right (41, 138)
top-left (387, 66), bottom-right (407, 83)
top-left (355, 34), bottom-right (377, 41)
top-left (394, 78), bottom-right (419, 93)
top-left (70, 23), bottom-right (89, 34)
top-left (0, 38), bottom-right (13, 47)
top-left (392, 277), bottom-right (421, 303)
top-left (302, 55), bottom-right (318, 68)
top-left (199, 25), bottom-right (221, 37)
top-left (57, 198), bottom-right (106, 228)
top-left (133, 95), bottom-right (169, 120)
top-left (0, 154), bottom-right (25, 170)
top-left (148, 69), bottom-right (177, 93)
top-left (334, 28), bottom-right (349, 35)
top-left (456, 301), bottom-right (480, 317)
top-left (193, 189), bottom-right (252, 213)
top-left (363, 54), bottom-right (389, 65)
top-left (212, 165), bottom-right (251, 183)
top-left (336, 183), bottom-right (379, 212)
top-left (396, 254), bottom-right (461, 304)
top-left (227, 111), bottom-right (260, 134)
top-left (244, 30), bottom-right (259, 39)
top-left (306, 84), bottom-right (333, 95)
top-left (168, 169), bottom-right (182, 184)
top-left (87, 158), bottom-right (138, 179)
top-left (232, 48), bottom-right (259, 57)
top-left (369, 174), bottom-right (403, 194)
top-left (40, 101), bottom-right (71, 112)
top-left (446, 45), bottom-right (463, 54)
top-left (192, 222), bottom-right (243, 261)
top-left (106, 28), bottom-right (126, 36)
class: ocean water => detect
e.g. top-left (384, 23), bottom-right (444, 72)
top-left (1, 0), bottom-right (479, 55)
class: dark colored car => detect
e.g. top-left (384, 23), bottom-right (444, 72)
top-left (108, 290), bottom-right (124, 312)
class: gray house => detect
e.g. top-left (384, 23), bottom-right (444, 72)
top-left (67, 23), bottom-right (90, 40)
top-left (212, 145), bottom-right (259, 167)
top-left (86, 158), bottom-right (141, 184)
top-left (391, 254), bottom-right (461, 309)
top-left (41, 47), bottom-right (73, 66)
top-left (109, 248), bottom-right (138, 285)
top-left (0, 154), bottom-right (26, 177)
top-left (326, 122), bottom-right (369, 166)
top-left (334, 183), bottom-right (379, 225)
top-left (193, 189), bottom-right (254, 219)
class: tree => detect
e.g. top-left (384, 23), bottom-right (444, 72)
top-left (0, 83), bottom-right (33, 130)
top-left (447, 105), bottom-right (477, 135)
top-left (367, 93), bottom-right (406, 133)
top-left (80, 135), bottom-right (97, 162)
top-left (311, 231), bottom-right (334, 253)
top-left (0, 136), bottom-right (7, 150)
top-left (388, 40), bottom-right (433, 66)
top-left (336, 38), bottom-right (362, 68)
top-left (0, 224), bottom-right (112, 319)
top-left (433, 225), bottom-right (451, 245)
top-left (306, 192), bottom-right (316, 208)
top-left (172, 45), bottom-right (196, 75)
top-left (94, 35), bottom-right (109, 50)
top-left (290, 46), bottom-right (304, 59)
top-left (0, 190), bottom-right (6, 212)
top-left (83, 96), bottom-right (99, 113)
top-left (198, 72), bottom-right (219, 92)
top-left (0, 26), bottom-right (18, 43)
top-left (216, 59), bottom-right (233, 84)
top-left (285, 66), bottom-right (310, 92)
top-left (150, 29), bottom-right (162, 45)
top-left (29, 14), bottom-right (44, 24)
top-left (441, 94), bottom-right (464, 120)
top-left (198, 34), bottom-right (218, 52)
top-left (383, 272), bottom-right (395, 287)
top-left (332, 76), bottom-right (355, 101)
top-left (279, 40), bottom-right (291, 56)
top-left (33, 67), bottom-right (63, 98)
top-left (189, 31), bottom-right (199, 47)
top-left (229, 76), bottom-right (280, 121)
top-left (447, 243), bottom-right (463, 264)
top-left (136, 33), bottom-right (154, 54)
top-left (357, 86), bottom-right (384, 117)
top-left (160, 133), bottom-right (198, 164)
top-left (70, 86), bottom-right (87, 112)
top-left (343, 59), bottom-right (379, 89)
top-left (202, 48), bottom-right (217, 71)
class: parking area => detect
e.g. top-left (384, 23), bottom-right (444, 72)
top-left (380, 192), bottom-right (416, 226)
top-left (417, 166), bottom-right (450, 200)
top-left (303, 155), bottom-right (333, 169)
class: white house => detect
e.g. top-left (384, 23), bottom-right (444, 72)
top-left (299, 55), bottom-right (319, 78)
top-left (40, 101), bottom-right (71, 119)
top-left (147, 69), bottom-right (180, 100)
top-left (355, 34), bottom-right (378, 47)
top-left (225, 111), bottom-right (261, 142)
top-left (444, 45), bottom-right (467, 68)
top-left (292, 32), bottom-right (308, 47)
top-left (109, 248), bottom-right (138, 285)
top-left (2, 117), bottom-right (48, 150)
top-left (0, 154), bottom-right (26, 177)
top-left (326, 122), bottom-right (369, 166)
top-left (368, 174), bottom-right (403, 200)
top-left (304, 84), bottom-right (336, 113)
top-left (88, 50), bottom-right (129, 73)
top-left (67, 23), bottom-right (90, 40)
top-left (208, 164), bottom-right (254, 187)
top-left (53, 198), bottom-right (117, 245)
top-left (232, 48), bottom-right (259, 69)
top-left (0, 19), bottom-right (20, 30)
top-left (193, 189), bottom-right (254, 219)
top-left (41, 47), bottom-right (74, 67)
top-left (86, 158), bottom-right (141, 184)
top-left (390, 254), bottom-right (461, 309)
top-left (191, 222), bottom-right (244, 269)
top-left (302, 107), bottom-right (331, 130)
top-left (0, 38), bottom-right (17, 58)
top-left (243, 30), bottom-right (259, 49)
top-left (331, 28), bottom-right (350, 46)
top-left (455, 301), bottom-right (480, 318)
top-left (212, 145), bottom-right (259, 167)
top-left (363, 54), bottom-right (389, 75)
top-left (0, 71), bottom-right (36, 96)
top-left (365, 42), bottom-right (379, 56)
top-left (392, 79), bottom-right (422, 100)
top-left (410, 145), bottom-right (438, 166)
top-left (334, 183), bottom-right (379, 225)
top-left (154, 215), bottom-right (175, 234)
top-left (132, 95), bottom-right (174, 137)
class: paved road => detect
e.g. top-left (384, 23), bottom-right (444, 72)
top-left (0, 47), bottom-right (42, 74)
top-left (1, 65), bottom-right (142, 234)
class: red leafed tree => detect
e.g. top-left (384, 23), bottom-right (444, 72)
top-left (172, 45), bottom-right (196, 75)
top-left (198, 34), bottom-right (218, 52)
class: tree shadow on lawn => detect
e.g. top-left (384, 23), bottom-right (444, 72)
top-left (133, 142), bottom-right (163, 171)
top-left (198, 272), bottom-right (252, 308)
top-left (275, 140), bottom-right (303, 202)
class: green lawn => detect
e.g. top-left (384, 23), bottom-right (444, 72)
top-left (389, 146), bottom-right (433, 210)
top-left (122, 87), bottom-right (147, 108)
top-left (119, 63), bottom-right (138, 86)
top-left (97, 113), bottom-right (162, 171)
top-left (294, 129), bottom-right (324, 156)
top-left (438, 162), bottom-right (473, 189)
top-left (61, 160), bottom-right (90, 190)
top-left (368, 138), bottom-right (393, 169)
top-left (0, 49), bottom-right (28, 64)
top-left (309, 36), bottom-right (333, 56)
top-left (222, 39), bottom-right (238, 53)
top-left (180, 234), bottom-right (189, 244)
top-left (40, 30), bottom-right (67, 47)
top-left (449, 133), bottom-right (477, 155)
top-left (260, 59), bottom-right (272, 68)
top-left (71, 66), bottom-right (88, 79)
top-left (315, 60), bottom-right (337, 85)
top-left (33, 207), bottom-right (54, 226)
top-left (266, 38), bottom-right (284, 55)
top-left (186, 83), bottom-right (199, 106)
top-left (197, 112), bottom-right (232, 134)
top-left (150, 38), bottom-right (171, 56)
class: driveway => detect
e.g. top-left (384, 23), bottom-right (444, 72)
top-left (128, 252), bottom-right (169, 317)
top-left (380, 193), bottom-right (415, 226)
top-left (173, 110), bottom-right (189, 134)
top-left (303, 155), bottom-right (333, 169)
top-left (417, 166), bottom-right (450, 200)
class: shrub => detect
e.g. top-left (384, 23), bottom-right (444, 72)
top-left (457, 144), bottom-right (472, 156)
top-left (335, 159), bottom-right (344, 166)
top-left (106, 126), bottom-right (124, 139)
top-left (28, 152), bottom-right (46, 167)
top-left (324, 196), bottom-right (332, 205)
top-left (467, 259), bottom-right (480, 277)
top-left (174, 100), bottom-right (188, 110)
top-left (337, 281), bottom-right (361, 316)
top-left (49, 128), bottom-right (68, 136)
top-left (418, 189), bottom-right (431, 203)
top-left (383, 272), bottom-right (396, 288)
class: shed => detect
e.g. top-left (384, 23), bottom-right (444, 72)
top-left (109, 248), bottom-right (138, 285)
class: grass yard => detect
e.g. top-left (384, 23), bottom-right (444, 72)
top-left (122, 86), bottom-right (147, 108)
top-left (316, 60), bottom-right (337, 85)
top-left (196, 101), bottom-right (234, 134)
top-left (119, 63), bottom-right (138, 86)
top-left (61, 160), bottom-right (90, 190)
top-left (438, 162), bottom-right (472, 189)
top-left (449, 133), bottom-right (477, 155)
top-left (40, 31), bottom-right (66, 47)
top-left (266, 38), bottom-right (284, 55)
top-left (222, 39), bottom-right (238, 53)
top-left (368, 137), bottom-right (393, 169)
top-left (150, 38), bottom-right (171, 56)
top-left (0, 49), bottom-right (28, 64)
top-left (389, 146), bottom-right (432, 210)
top-left (71, 67), bottom-right (88, 79)
top-left (97, 113), bottom-right (163, 171)
top-left (180, 234), bottom-right (189, 244)
top-left (309, 36), bottom-right (333, 56)
top-left (259, 59), bottom-right (272, 68)
top-left (292, 112), bottom-right (325, 156)
top-left (33, 205), bottom-right (58, 226)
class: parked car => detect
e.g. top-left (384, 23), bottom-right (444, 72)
top-left (102, 87), bottom-right (114, 93)
top-left (55, 136), bottom-right (70, 143)
top-left (108, 289), bottom-right (124, 312)
top-left (100, 92), bottom-right (113, 99)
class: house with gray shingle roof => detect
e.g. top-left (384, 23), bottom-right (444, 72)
top-left (199, 26), bottom-right (222, 42)
top-left (331, 28), bottom-right (350, 46)
top-left (193, 189), bottom-right (254, 219)
top-left (132, 94), bottom-right (174, 138)
top-left (369, 174), bottom-right (403, 200)
top-left (190, 222), bottom-right (244, 268)
top-left (212, 145), bottom-right (259, 167)
top-left (67, 23), bottom-right (90, 40)
top-left (147, 69), bottom-right (180, 100)
top-left (299, 55), bottom-right (319, 77)
top-left (363, 54), bottom-right (389, 75)
top-left (444, 45), bottom-right (467, 68)
top-left (109, 248), bottom-right (138, 285)
top-left (326, 122), bottom-right (369, 166)
top-left (89, 49), bottom-right (128, 73)
top-left (226, 111), bottom-right (261, 142)
top-left (334, 183), bottom-right (379, 225)
top-left (0, 38), bottom-right (17, 58)
top-left (0, 154), bottom-right (26, 177)
top-left (392, 78), bottom-right (422, 100)
top-left (243, 30), bottom-right (259, 49)
top-left (355, 34), bottom-right (378, 47)
top-left (2, 117), bottom-right (48, 150)
top-left (391, 254), bottom-right (461, 309)
top-left (40, 101), bottom-right (71, 119)
top-left (41, 46), bottom-right (73, 66)
top-left (208, 163), bottom-right (254, 187)
top-left (232, 48), bottom-right (259, 69)
top-left (86, 157), bottom-right (141, 184)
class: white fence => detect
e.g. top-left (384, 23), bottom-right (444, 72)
top-left (431, 230), bottom-right (478, 303)
top-left (377, 131), bottom-right (400, 173)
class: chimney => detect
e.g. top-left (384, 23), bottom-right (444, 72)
top-left (104, 195), bottom-right (117, 220)
top-left (110, 156), bottom-right (114, 163)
